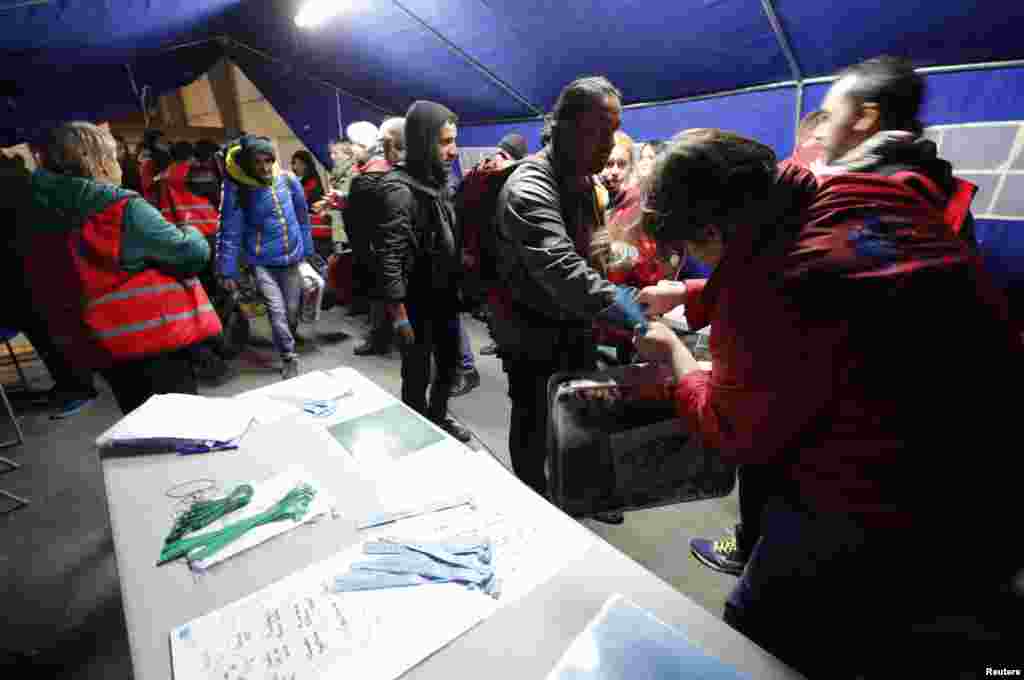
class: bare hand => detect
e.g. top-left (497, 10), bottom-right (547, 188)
top-left (395, 323), bottom-right (416, 347)
top-left (634, 321), bottom-right (684, 362)
top-left (637, 285), bottom-right (686, 316)
top-left (312, 200), bottom-right (326, 213)
top-left (462, 250), bottom-right (477, 269)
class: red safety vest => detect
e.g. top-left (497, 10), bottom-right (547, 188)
top-left (159, 162), bottom-right (220, 236)
top-left (23, 197), bottom-right (222, 369)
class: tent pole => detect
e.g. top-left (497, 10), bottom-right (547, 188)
top-left (388, 0), bottom-right (544, 117)
top-left (759, 0), bottom-right (803, 145)
top-left (336, 92), bottom-right (343, 141)
top-left (227, 38), bottom-right (395, 117)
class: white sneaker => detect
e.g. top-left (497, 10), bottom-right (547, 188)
top-left (281, 356), bottom-right (300, 380)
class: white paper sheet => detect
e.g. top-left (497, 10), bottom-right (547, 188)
top-left (179, 466), bottom-right (337, 571)
top-left (96, 393), bottom-right (255, 449)
top-left (364, 468), bottom-right (592, 606)
top-left (171, 543), bottom-right (497, 680)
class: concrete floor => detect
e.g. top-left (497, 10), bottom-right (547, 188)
top-left (0, 304), bottom-right (739, 678)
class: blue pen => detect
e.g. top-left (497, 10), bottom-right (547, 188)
top-left (176, 441), bottom-right (239, 456)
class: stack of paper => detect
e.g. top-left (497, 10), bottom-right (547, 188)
top-left (95, 393), bottom-right (255, 451)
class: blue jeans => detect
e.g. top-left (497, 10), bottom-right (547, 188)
top-left (253, 264), bottom-right (302, 359)
top-left (457, 315), bottom-right (475, 372)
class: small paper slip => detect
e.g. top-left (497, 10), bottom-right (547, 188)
top-left (95, 393), bottom-right (254, 450)
top-left (662, 304), bottom-right (690, 332)
top-left (546, 594), bottom-right (751, 680)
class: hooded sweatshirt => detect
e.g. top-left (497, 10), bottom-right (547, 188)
top-left (403, 100), bottom-right (455, 188)
top-left (372, 101), bottom-right (461, 302)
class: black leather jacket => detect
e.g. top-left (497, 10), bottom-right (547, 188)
top-left (493, 147), bottom-right (617, 360)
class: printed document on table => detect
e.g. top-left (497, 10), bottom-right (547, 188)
top-left (170, 543), bottom-right (498, 680)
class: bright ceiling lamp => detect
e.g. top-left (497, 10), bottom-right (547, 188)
top-left (294, 0), bottom-right (346, 28)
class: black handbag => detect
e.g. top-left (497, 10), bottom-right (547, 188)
top-left (547, 363), bottom-right (735, 518)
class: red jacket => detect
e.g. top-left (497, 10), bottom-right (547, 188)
top-left (673, 163), bottom-right (1021, 529)
top-left (159, 162), bottom-right (220, 237)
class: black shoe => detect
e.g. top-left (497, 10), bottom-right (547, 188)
top-left (353, 340), bottom-right (390, 356)
top-left (438, 417), bottom-right (472, 443)
top-left (479, 343), bottom-right (498, 356)
top-left (449, 368), bottom-right (481, 397)
top-left (591, 510), bottom-right (625, 525)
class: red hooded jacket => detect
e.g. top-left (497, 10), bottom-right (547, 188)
top-left (674, 163), bottom-right (1021, 529)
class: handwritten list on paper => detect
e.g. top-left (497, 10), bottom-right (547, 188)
top-left (170, 544), bottom-right (496, 680)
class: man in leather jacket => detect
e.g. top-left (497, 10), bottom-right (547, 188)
top-left (373, 101), bottom-right (472, 443)
top-left (492, 76), bottom-right (648, 504)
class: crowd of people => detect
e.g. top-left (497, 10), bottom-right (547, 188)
top-left (2, 52), bottom-right (1021, 675)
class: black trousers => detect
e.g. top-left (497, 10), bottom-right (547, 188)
top-left (9, 291), bottom-right (97, 401)
top-left (99, 346), bottom-right (198, 415)
top-left (503, 336), bottom-right (594, 497)
top-left (400, 297), bottom-right (459, 424)
top-left (734, 464), bottom-right (782, 560)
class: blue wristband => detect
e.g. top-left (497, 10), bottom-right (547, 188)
top-left (394, 319), bottom-right (411, 330)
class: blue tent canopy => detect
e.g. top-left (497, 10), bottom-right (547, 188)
top-left (2, 0), bottom-right (1022, 292)
top-left (4, 0), bottom-right (1024, 144)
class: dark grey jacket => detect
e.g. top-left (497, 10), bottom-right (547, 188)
top-left (493, 147), bottom-right (618, 360)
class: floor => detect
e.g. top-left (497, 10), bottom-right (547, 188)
top-left (0, 304), bottom-right (740, 678)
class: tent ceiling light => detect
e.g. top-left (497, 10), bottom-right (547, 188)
top-left (294, 0), bottom-right (344, 28)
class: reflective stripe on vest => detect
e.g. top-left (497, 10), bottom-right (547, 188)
top-left (162, 162), bottom-right (220, 236)
top-left (23, 197), bottom-right (221, 368)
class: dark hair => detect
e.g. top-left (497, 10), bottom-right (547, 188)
top-left (644, 129), bottom-right (777, 243)
top-left (291, 149), bottom-right (317, 179)
top-left (552, 76), bottom-right (622, 125)
top-left (170, 141), bottom-right (194, 162)
top-left (540, 113), bottom-right (555, 147)
top-left (837, 56), bottom-right (924, 132)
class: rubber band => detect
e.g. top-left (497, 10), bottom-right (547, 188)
top-left (165, 479), bottom-right (219, 500)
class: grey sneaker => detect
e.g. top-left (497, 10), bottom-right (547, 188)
top-left (281, 356), bottom-right (300, 381)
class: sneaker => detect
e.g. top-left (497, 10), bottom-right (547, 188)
top-left (438, 417), bottom-right (472, 443)
top-left (591, 510), bottom-right (625, 525)
top-left (51, 396), bottom-right (96, 420)
top-left (689, 534), bottom-right (746, 576)
top-left (479, 343), bottom-right (498, 356)
top-left (353, 340), bottom-right (390, 356)
top-left (281, 356), bottom-right (300, 381)
top-left (449, 368), bottom-right (481, 397)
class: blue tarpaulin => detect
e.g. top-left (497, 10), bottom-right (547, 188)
top-left (2, 0), bottom-right (1022, 285)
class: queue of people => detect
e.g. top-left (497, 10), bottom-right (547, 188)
top-left (3, 52), bottom-right (1019, 676)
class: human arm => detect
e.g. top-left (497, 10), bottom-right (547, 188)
top-left (120, 198), bottom-right (209, 276)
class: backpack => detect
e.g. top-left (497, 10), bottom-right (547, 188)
top-left (454, 160), bottom-right (521, 306)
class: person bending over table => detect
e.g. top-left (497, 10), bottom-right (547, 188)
top-left (634, 127), bottom-right (1022, 678)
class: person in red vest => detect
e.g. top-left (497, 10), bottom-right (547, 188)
top-left (17, 122), bottom-right (221, 414)
top-left (138, 129), bottom-right (171, 206)
top-left (159, 141), bottom-right (220, 238)
top-left (636, 127), bottom-right (1021, 676)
